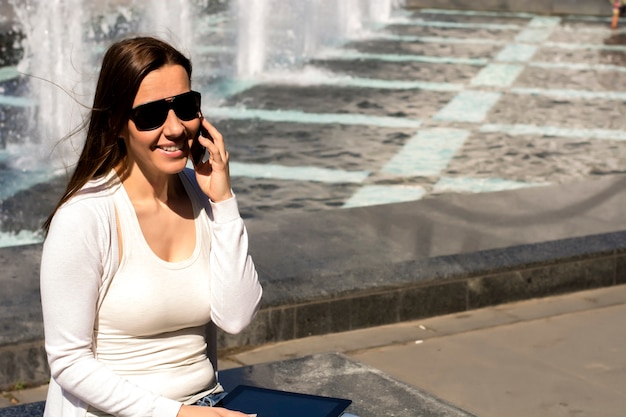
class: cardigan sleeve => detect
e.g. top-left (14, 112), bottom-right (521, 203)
top-left (41, 196), bottom-right (182, 417)
top-left (180, 168), bottom-right (263, 335)
top-left (206, 195), bottom-right (263, 335)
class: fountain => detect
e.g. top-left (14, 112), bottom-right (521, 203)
top-left (0, 0), bottom-right (405, 247)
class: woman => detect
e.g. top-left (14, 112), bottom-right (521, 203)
top-left (40, 36), bottom-right (262, 417)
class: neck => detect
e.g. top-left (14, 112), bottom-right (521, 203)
top-left (115, 161), bottom-right (182, 204)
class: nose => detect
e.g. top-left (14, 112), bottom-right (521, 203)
top-left (162, 109), bottom-right (185, 137)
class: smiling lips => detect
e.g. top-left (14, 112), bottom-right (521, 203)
top-left (158, 142), bottom-right (184, 152)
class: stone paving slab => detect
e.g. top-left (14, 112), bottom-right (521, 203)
top-left (311, 58), bottom-right (482, 83)
top-left (487, 94), bottom-right (626, 129)
top-left (350, 298), bottom-right (626, 417)
top-left (224, 85), bottom-right (453, 119)
top-left (347, 38), bottom-right (504, 58)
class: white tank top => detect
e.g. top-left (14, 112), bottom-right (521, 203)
top-left (93, 173), bottom-right (217, 406)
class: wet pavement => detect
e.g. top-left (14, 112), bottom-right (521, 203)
top-left (3, 7), bottom-right (626, 230)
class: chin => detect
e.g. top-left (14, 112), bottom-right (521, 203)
top-left (161, 159), bottom-right (189, 175)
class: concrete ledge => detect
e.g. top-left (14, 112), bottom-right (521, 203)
top-left (219, 230), bottom-right (626, 349)
top-left (405, 0), bottom-right (612, 16)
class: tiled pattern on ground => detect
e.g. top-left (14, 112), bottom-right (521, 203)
top-left (2, 8), bottom-right (626, 226)
top-left (213, 9), bottom-right (626, 213)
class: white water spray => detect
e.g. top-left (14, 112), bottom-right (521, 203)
top-left (236, 0), bottom-right (269, 77)
top-left (8, 0), bottom-right (198, 171)
top-left (233, 0), bottom-right (404, 78)
top-left (9, 0), bottom-right (89, 170)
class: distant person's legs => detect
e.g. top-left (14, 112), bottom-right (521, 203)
top-left (612, 0), bottom-right (622, 29)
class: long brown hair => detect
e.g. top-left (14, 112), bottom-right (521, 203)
top-left (43, 37), bottom-right (192, 233)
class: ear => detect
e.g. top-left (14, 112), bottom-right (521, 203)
top-left (117, 123), bottom-right (129, 141)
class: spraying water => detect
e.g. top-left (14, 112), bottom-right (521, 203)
top-left (9, 0), bottom-right (89, 170)
top-left (7, 0), bottom-right (198, 172)
top-left (235, 0), bottom-right (269, 77)
top-left (1, 0), bottom-right (405, 246)
top-left (7, 0), bottom-right (405, 158)
top-left (232, 0), bottom-right (405, 78)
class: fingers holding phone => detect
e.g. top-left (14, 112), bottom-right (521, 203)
top-left (192, 117), bottom-right (232, 202)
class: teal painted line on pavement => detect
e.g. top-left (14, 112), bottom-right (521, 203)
top-left (0, 164), bottom-right (61, 202)
top-left (470, 63), bottom-right (524, 87)
top-left (229, 162), bottom-right (370, 184)
top-left (511, 87), bottom-right (626, 101)
top-left (418, 8), bottom-right (537, 19)
top-left (382, 128), bottom-right (470, 177)
top-left (331, 77), bottom-right (464, 92)
top-left (324, 50), bottom-right (488, 66)
top-left (515, 27), bottom-right (553, 43)
top-left (515, 18), bottom-right (560, 43)
top-left (495, 44), bottom-right (538, 62)
top-left (433, 176), bottom-right (548, 193)
top-left (0, 95), bottom-right (35, 107)
top-left (342, 184), bottom-right (426, 208)
top-left (280, 73), bottom-right (464, 91)
top-left (529, 61), bottom-right (626, 73)
top-left (560, 25), bottom-right (626, 34)
top-left (375, 34), bottom-right (508, 45)
top-left (203, 107), bottom-right (422, 128)
top-left (201, 79), bottom-right (259, 98)
top-left (528, 16), bottom-right (562, 28)
top-left (564, 15), bottom-right (611, 22)
top-left (373, 33), bottom-right (626, 54)
top-left (545, 41), bottom-right (626, 52)
top-left (0, 231), bottom-right (43, 249)
top-left (480, 124), bottom-right (626, 141)
top-left (0, 66), bottom-right (19, 82)
top-left (394, 19), bottom-right (522, 31)
top-left (434, 91), bottom-right (501, 123)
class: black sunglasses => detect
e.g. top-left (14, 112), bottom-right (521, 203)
top-left (129, 90), bottom-right (201, 131)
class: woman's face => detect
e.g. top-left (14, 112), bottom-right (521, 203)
top-left (121, 64), bottom-right (200, 179)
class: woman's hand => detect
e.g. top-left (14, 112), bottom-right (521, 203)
top-left (193, 118), bottom-right (233, 203)
top-left (177, 404), bottom-right (256, 417)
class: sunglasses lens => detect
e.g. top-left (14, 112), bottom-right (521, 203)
top-left (173, 92), bottom-right (201, 121)
top-left (131, 101), bottom-right (169, 131)
top-left (130, 91), bottom-right (201, 131)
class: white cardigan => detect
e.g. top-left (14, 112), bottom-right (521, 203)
top-left (40, 169), bottom-right (262, 417)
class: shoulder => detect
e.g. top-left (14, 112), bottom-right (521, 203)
top-left (49, 172), bottom-right (119, 239)
top-left (42, 172), bottom-right (120, 285)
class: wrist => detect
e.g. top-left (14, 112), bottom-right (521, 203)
top-left (209, 190), bottom-right (233, 203)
